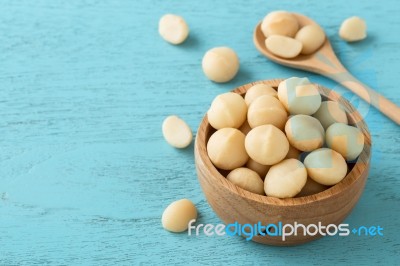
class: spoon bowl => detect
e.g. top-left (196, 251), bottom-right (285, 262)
top-left (254, 13), bottom-right (337, 73)
top-left (254, 13), bottom-right (400, 125)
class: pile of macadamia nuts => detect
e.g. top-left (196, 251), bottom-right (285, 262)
top-left (206, 77), bottom-right (365, 198)
top-left (261, 11), bottom-right (368, 58)
top-left (261, 11), bottom-right (326, 58)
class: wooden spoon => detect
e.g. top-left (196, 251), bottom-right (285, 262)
top-left (254, 13), bottom-right (400, 125)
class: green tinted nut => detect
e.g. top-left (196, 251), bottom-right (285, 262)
top-left (313, 101), bottom-right (348, 130)
top-left (304, 148), bottom-right (348, 186)
top-left (326, 123), bottom-right (364, 161)
top-left (278, 77), bottom-right (321, 115)
top-left (285, 115), bottom-right (325, 152)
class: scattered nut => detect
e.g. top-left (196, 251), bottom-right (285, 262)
top-left (162, 199), bottom-right (197, 232)
top-left (162, 115), bottom-right (193, 148)
top-left (339, 16), bottom-right (367, 42)
top-left (202, 47), bottom-right (239, 83)
top-left (159, 14), bottom-right (189, 45)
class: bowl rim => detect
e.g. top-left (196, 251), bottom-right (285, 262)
top-left (195, 79), bottom-right (371, 206)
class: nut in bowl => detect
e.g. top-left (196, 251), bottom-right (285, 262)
top-left (194, 79), bottom-right (371, 246)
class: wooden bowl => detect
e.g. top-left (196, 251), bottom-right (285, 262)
top-left (194, 79), bottom-right (371, 246)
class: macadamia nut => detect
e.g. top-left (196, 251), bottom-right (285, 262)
top-left (244, 84), bottom-right (277, 106)
top-left (313, 101), bottom-right (348, 130)
top-left (278, 77), bottom-right (321, 115)
top-left (202, 47), bottom-right (239, 83)
top-left (285, 115), bottom-right (325, 151)
top-left (245, 125), bottom-right (289, 165)
top-left (162, 115), bottom-right (193, 148)
top-left (227, 167), bottom-right (265, 195)
top-left (265, 35), bottom-right (303, 59)
top-left (246, 158), bottom-right (270, 180)
top-left (339, 16), bottom-right (367, 42)
top-left (158, 14), bottom-right (189, 45)
top-left (207, 92), bottom-right (247, 129)
top-left (207, 128), bottom-right (249, 170)
top-left (261, 11), bottom-right (299, 38)
top-left (247, 95), bottom-right (288, 130)
top-left (304, 148), bottom-right (348, 186)
top-left (162, 199), bottom-right (197, 232)
top-left (295, 24), bottom-right (325, 55)
top-left (264, 159), bottom-right (307, 198)
top-left (326, 123), bottom-right (364, 161)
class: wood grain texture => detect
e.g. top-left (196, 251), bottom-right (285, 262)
top-left (0, 0), bottom-right (399, 265)
top-left (195, 80), bottom-right (371, 246)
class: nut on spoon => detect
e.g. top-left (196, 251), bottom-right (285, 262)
top-left (254, 13), bottom-right (400, 125)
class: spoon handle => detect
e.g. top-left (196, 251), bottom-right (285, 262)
top-left (327, 71), bottom-right (400, 125)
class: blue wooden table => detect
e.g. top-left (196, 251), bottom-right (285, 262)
top-left (0, 1), bottom-right (399, 265)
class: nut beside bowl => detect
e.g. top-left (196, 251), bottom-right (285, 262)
top-left (194, 79), bottom-right (371, 246)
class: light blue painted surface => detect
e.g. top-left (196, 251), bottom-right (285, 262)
top-left (0, 1), bottom-right (399, 265)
